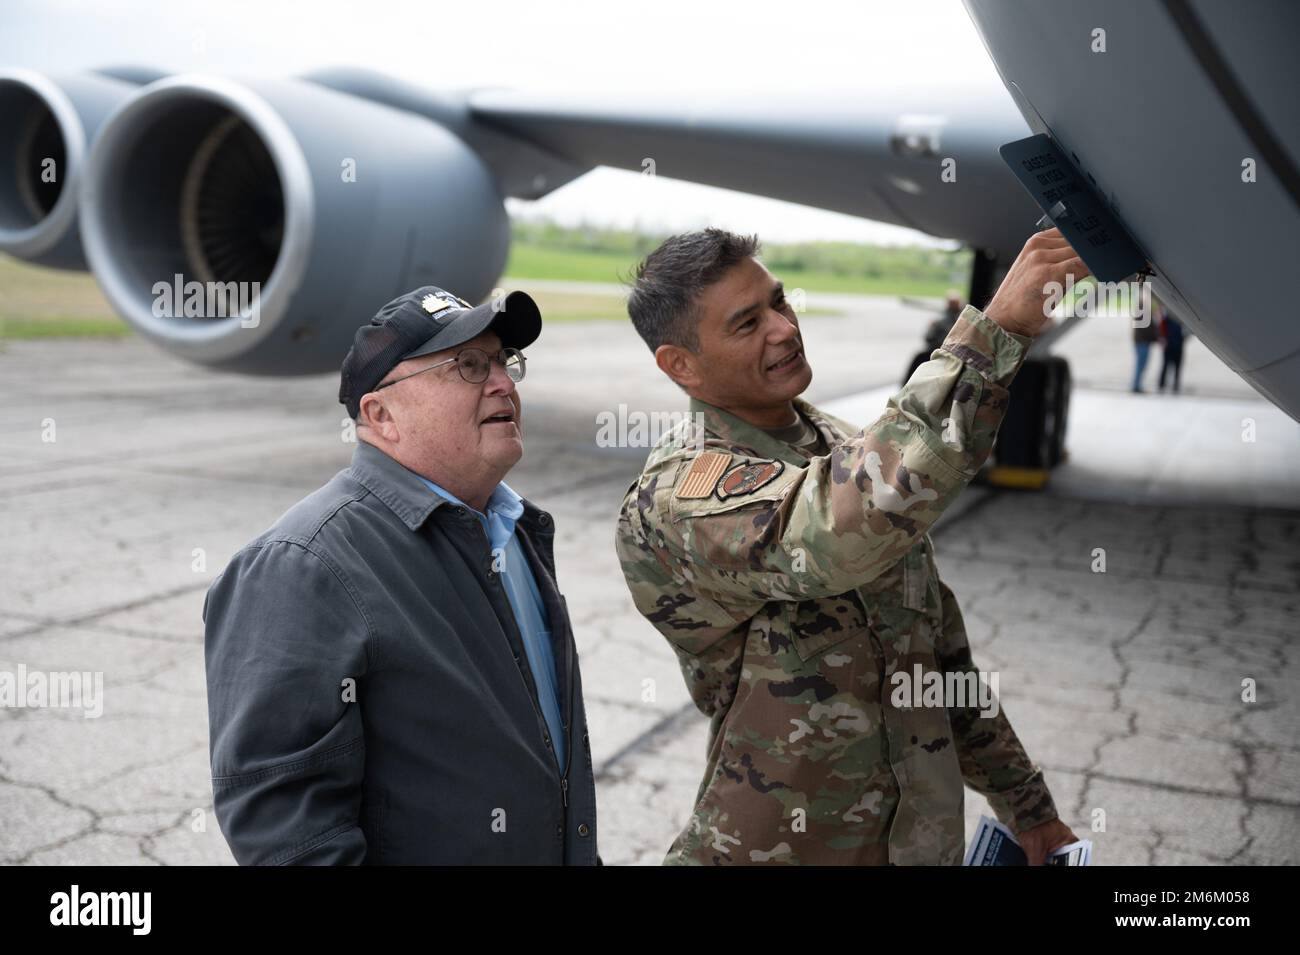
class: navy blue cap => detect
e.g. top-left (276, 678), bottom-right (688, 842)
top-left (339, 286), bottom-right (541, 419)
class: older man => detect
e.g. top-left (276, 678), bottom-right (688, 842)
top-left (616, 228), bottom-right (1083, 865)
top-left (203, 286), bottom-right (598, 865)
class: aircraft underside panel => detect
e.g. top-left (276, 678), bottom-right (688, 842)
top-left (964, 0), bottom-right (1300, 420)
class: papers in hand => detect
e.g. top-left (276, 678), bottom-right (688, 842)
top-left (963, 814), bottom-right (1093, 866)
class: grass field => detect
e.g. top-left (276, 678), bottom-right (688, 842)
top-left (0, 254), bottom-right (133, 339)
top-left (504, 242), bottom-right (965, 297)
top-left (0, 254), bottom-right (646, 336)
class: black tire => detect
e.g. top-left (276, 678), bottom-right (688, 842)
top-left (1045, 357), bottom-right (1071, 467)
top-left (999, 359), bottom-right (1052, 468)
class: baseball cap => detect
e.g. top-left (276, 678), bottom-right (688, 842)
top-left (339, 285), bottom-right (542, 419)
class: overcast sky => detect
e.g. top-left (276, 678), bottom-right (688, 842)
top-left (1, 0), bottom-right (1010, 244)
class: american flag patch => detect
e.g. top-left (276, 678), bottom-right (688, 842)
top-left (675, 451), bottom-right (731, 499)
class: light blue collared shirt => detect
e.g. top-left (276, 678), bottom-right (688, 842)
top-left (416, 475), bottom-right (566, 771)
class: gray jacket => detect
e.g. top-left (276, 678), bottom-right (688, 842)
top-left (202, 440), bottom-right (599, 865)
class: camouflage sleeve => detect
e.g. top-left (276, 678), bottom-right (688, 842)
top-left (932, 574), bottom-right (1060, 833)
top-left (659, 306), bottom-right (1032, 605)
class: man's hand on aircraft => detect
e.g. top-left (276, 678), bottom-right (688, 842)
top-left (983, 227), bottom-right (1090, 339)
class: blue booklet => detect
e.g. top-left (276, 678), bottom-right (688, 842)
top-left (964, 815), bottom-right (1093, 866)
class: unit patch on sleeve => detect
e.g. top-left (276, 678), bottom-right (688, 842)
top-left (715, 460), bottom-right (785, 500)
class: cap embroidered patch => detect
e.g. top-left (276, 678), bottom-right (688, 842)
top-left (716, 460), bottom-right (784, 499)
top-left (421, 293), bottom-right (462, 316)
top-left (675, 451), bottom-right (731, 499)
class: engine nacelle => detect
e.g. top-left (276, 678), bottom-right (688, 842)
top-left (0, 69), bottom-right (136, 269)
top-left (79, 74), bottom-right (509, 375)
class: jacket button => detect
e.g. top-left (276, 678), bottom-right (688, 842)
top-left (555, 825), bottom-right (562, 837)
top-left (578, 823), bottom-right (590, 837)
top-left (543, 734), bottom-right (551, 747)
top-left (539, 513), bottom-right (551, 526)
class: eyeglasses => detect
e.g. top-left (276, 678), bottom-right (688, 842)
top-left (375, 347), bottom-right (526, 390)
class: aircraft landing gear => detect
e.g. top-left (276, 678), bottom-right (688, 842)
top-left (986, 354), bottom-right (1070, 488)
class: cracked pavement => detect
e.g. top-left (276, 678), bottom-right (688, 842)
top-left (2, 291), bottom-right (1297, 865)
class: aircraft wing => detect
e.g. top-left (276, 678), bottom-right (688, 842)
top-left (465, 86), bottom-right (1037, 258)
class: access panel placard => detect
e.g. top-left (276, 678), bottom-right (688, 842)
top-left (1000, 133), bottom-right (1147, 282)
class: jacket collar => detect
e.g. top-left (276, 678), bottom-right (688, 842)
top-left (687, 395), bottom-right (847, 465)
top-left (349, 440), bottom-right (453, 531)
top-left (349, 439), bottom-right (554, 535)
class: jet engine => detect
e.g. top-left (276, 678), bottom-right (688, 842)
top-left (0, 68), bottom-right (137, 268)
top-left (78, 74), bottom-right (509, 374)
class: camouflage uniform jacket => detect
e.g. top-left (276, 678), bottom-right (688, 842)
top-left (615, 305), bottom-right (1059, 865)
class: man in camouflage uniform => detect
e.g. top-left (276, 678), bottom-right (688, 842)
top-left (616, 228), bottom-right (1084, 865)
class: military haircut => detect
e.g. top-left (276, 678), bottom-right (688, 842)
top-left (627, 228), bottom-right (761, 353)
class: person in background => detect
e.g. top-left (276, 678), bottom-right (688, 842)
top-left (923, 290), bottom-right (965, 353)
top-left (1132, 306), bottom-right (1160, 393)
top-left (1158, 306), bottom-right (1186, 394)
